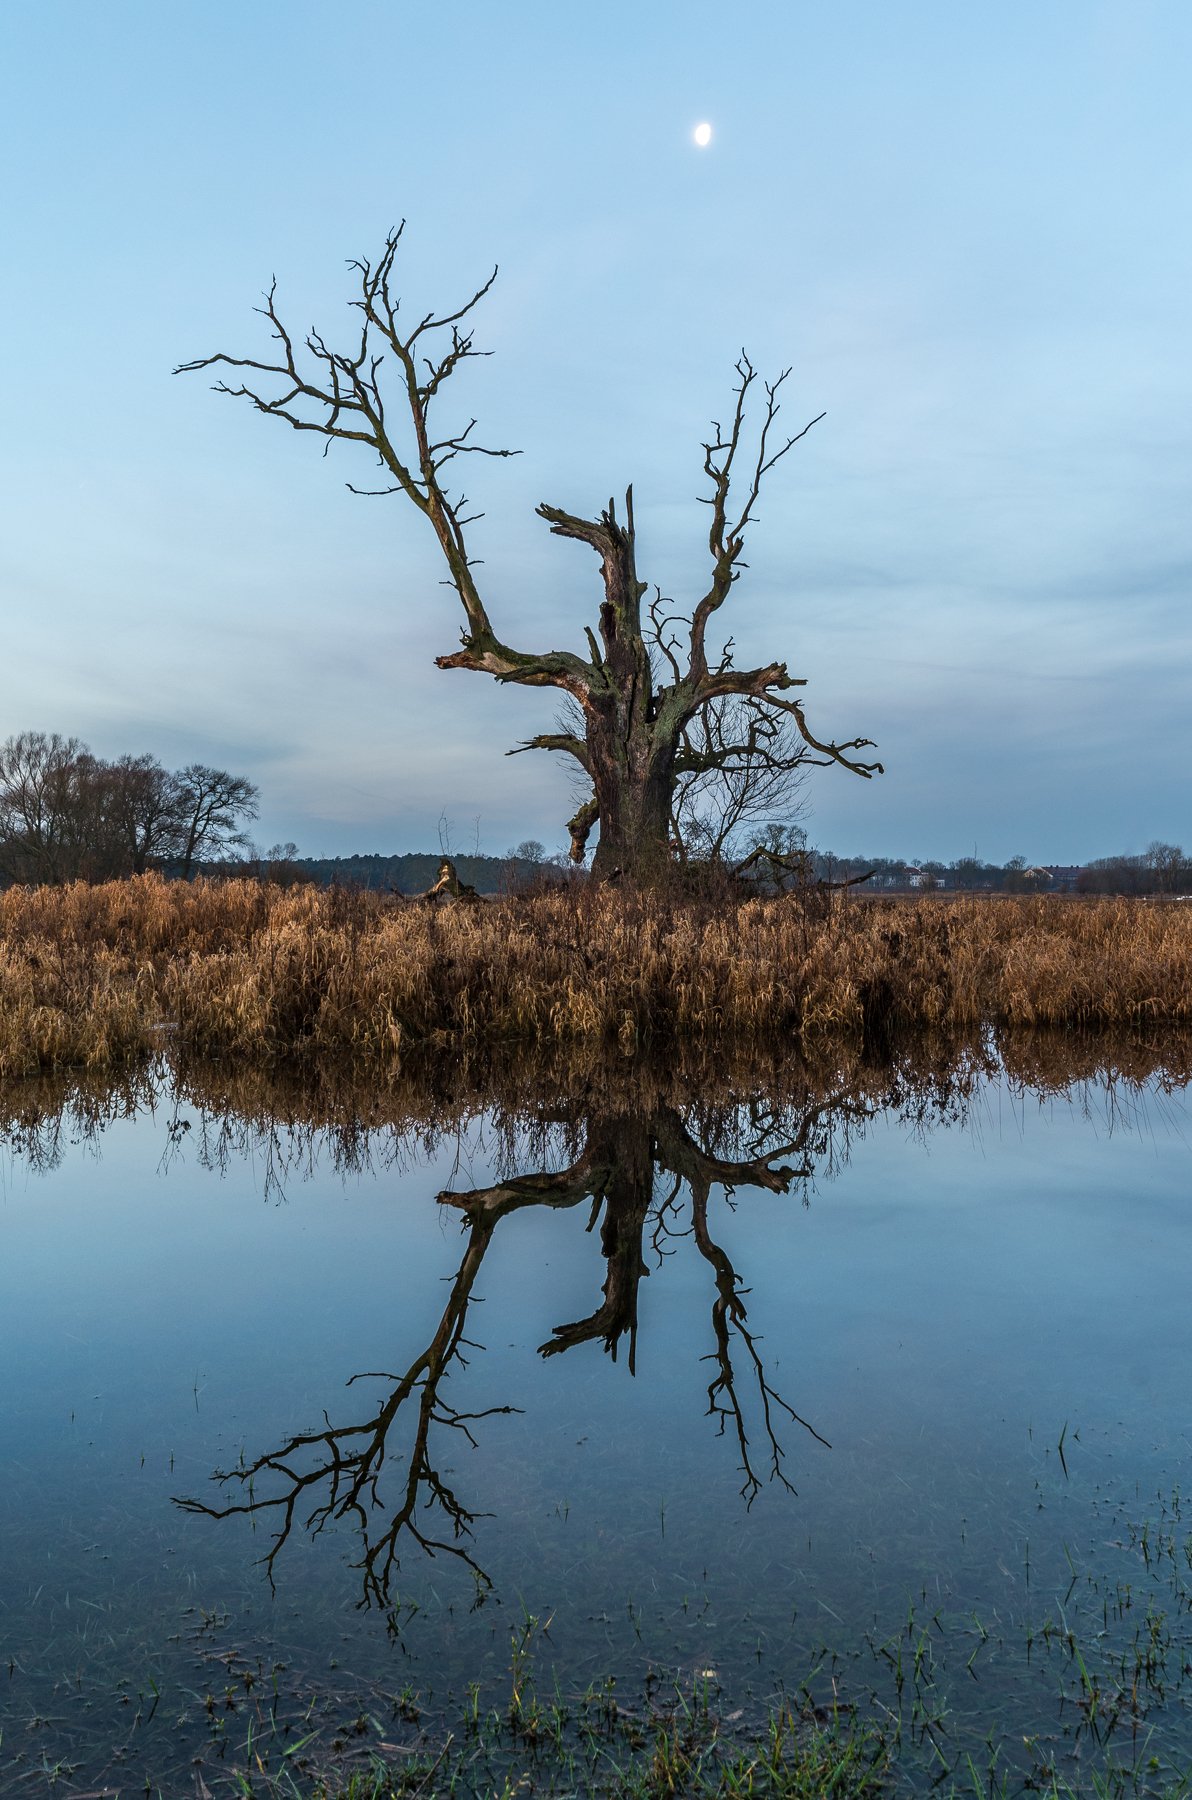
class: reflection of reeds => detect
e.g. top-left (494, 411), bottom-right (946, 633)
top-left (2, 875), bottom-right (1192, 1072)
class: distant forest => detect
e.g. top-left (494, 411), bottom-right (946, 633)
top-left (291, 852), bottom-right (547, 895)
top-left (287, 845), bottom-right (1192, 897)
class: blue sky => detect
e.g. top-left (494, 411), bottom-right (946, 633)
top-left (2, 1), bottom-right (1189, 863)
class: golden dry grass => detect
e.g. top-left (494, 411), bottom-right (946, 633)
top-left (0, 874), bottom-right (1190, 1074)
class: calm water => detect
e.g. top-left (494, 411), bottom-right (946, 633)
top-left (1, 1044), bottom-right (1190, 1795)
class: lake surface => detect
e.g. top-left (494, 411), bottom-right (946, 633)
top-left (1, 1041), bottom-right (1190, 1796)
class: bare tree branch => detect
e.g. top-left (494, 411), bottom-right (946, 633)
top-left (506, 732), bottom-right (593, 776)
top-left (177, 227), bottom-right (595, 701)
top-left (688, 355), bottom-right (825, 683)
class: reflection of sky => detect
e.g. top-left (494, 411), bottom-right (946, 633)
top-left (2, 2), bottom-right (1190, 863)
top-left (1, 1070), bottom-right (1191, 1789)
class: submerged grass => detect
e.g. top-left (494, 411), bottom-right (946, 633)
top-left (168, 1551), bottom-right (1192, 1800)
top-left (107, 1615), bottom-right (1191, 1800)
top-left (283, 1688), bottom-right (894, 1800)
top-left (1, 874), bottom-right (1192, 1073)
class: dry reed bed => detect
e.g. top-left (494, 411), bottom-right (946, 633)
top-left (0, 876), bottom-right (1190, 1073)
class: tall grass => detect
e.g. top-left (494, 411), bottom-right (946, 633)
top-left (1, 875), bottom-right (1191, 1073)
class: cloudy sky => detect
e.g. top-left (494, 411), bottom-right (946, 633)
top-left (2, 1), bottom-right (1189, 864)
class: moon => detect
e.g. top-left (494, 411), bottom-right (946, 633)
top-left (693, 121), bottom-right (713, 148)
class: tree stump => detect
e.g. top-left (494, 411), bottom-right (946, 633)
top-left (424, 858), bottom-right (479, 903)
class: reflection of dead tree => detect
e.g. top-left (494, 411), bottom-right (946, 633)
top-left (179, 1086), bottom-right (866, 1605)
top-left (689, 1170), bottom-right (829, 1504)
top-left (440, 1126), bottom-right (636, 1358)
top-left (443, 1118), bottom-right (660, 1370)
top-left (655, 1103), bottom-right (842, 1502)
top-left (176, 1156), bottom-right (617, 1607)
top-left (447, 1095), bottom-right (857, 1492)
top-left (538, 1119), bottom-right (655, 1370)
top-left (176, 1199), bottom-right (517, 1607)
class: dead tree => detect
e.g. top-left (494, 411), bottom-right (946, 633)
top-left (178, 227), bottom-right (882, 883)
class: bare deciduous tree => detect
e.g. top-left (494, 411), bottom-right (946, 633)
top-left (173, 764), bottom-right (259, 877)
top-left (0, 735), bottom-right (260, 885)
top-left (178, 227), bottom-right (881, 883)
top-left (672, 696), bottom-right (810, 866)
top-left (0, 732), bottom-right (91, 884)
top-left (643, 590), bottom-right (812, 866)
top-left (106, 753), bottom-right (183, 875)
top-left (1146, 840), bottom-right (1187, 895)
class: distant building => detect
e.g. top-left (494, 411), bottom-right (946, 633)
top-left (1044, 865), bottom-right (1083, 893)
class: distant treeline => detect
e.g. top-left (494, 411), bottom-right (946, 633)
top-left (799, 846), bottom-right (1192, 897)
top-left (1076, 849), bottom-right (1192, 896)
top-left (291, 846), bottom-right (1192, 898)
top-left (291, 851), bottom-right (551, 895)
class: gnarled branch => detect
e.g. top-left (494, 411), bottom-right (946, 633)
top-left (567, 795), bottom-right (600, 863)
top-left (506, 732), bottom-right (593, 776)
top-left (689, 354), bottom-right (825, 683)
top-left (177, 225), bottom-right (595, 701)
